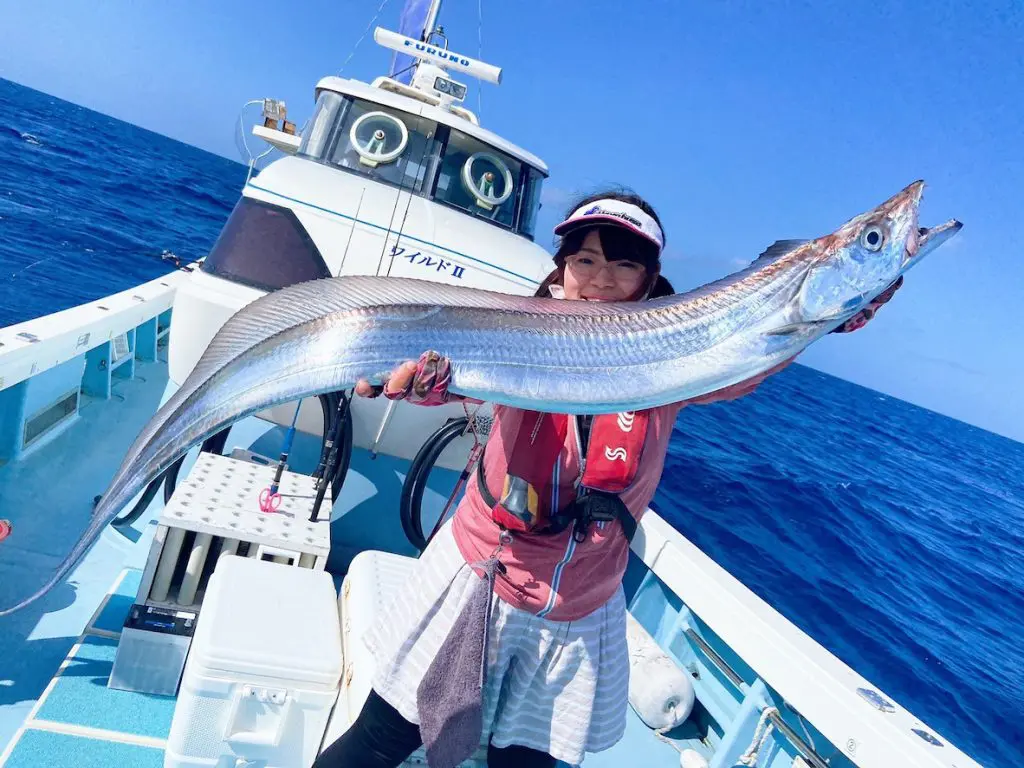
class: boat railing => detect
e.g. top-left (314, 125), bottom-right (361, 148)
top-left (0, 268), bottom-right (190, 463)
top-left (629, 512), bottom-right (975, 768)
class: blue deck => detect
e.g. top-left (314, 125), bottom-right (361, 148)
top-left (0, 351), bottom-right (831, 768)
top-left (0, 350), bottom-right (698, 767)
top-left (1, 563), bottom-right (687, 768)
top-left (0, 357), bottom-right (172, 754)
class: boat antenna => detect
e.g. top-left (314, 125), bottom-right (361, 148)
top-left (423, 0), bottom-right (443, 49)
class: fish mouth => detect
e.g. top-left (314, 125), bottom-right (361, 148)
top-left (888, 182), bottom-right (964, 266)
top-left (879, 179), bottom-right (925, 214)
top-left (904, 229), bottom-right (921, 265)
top-left (883, 180), bottom-right (926, 266)
top-left (911, 219), bottom-right (964, 264)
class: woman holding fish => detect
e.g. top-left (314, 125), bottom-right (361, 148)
top-left (315, 191), bottom-right (900, 768)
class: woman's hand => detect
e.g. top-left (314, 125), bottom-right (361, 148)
top-left (355, 351), bottom-right (453, 406)
top-left (831, 276), bottom-right (904, 334)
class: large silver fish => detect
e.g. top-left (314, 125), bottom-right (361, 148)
top-left (0, 180), bottom-right (961, 615)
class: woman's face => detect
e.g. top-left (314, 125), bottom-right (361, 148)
top-left (561, 229), bottom-right (650, 301)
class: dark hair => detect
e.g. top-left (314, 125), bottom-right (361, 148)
top-left (535, 188), bottom-right (675, 299)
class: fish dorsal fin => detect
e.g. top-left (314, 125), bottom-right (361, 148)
top-left (756, 239), bottom-right (810, 262)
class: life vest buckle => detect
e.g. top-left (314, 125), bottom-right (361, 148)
top-left (572, 489), bottom-right (629, 542)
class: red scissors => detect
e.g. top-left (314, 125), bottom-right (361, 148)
top-left (259, 487), bottom-right (282, 514)
top-left (258, 403), bottom-right (301, 515)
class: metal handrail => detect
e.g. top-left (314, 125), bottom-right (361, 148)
top-left (685, 628), bottom-right (830, 768)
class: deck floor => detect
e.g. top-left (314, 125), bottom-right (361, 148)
top-left (0, 570), bottom-right (170, 767)
top-left (1, 567), bottom-right (684, 767)
top-left (0, 356), bottom-right (688, 766)
top-left (0, 359), bottom-right (172, 754)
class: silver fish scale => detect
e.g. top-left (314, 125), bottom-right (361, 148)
top-left (102, 268), bottom-right (802, 512)
top-left (5, 188), bottom-right (960, 615)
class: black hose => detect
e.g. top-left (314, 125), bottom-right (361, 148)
top-left (163, 455), bottom-right (184, 504)
top-left (399, 417), bottom-right (471, 552)
top-left (112, 395), bottom-right (352, 533)
top-left (112, 472), bottom-right (165, 528)
top-left (310, 394), bottom-right (351, 522)
top-left (112, 428), bottom-right (231, 531)
top-left (331, 406), bottom-right (354, 501)
top-left (313, 393), bottom-right (354, 502)
top-left (316, 393), bottom-right (339, 478)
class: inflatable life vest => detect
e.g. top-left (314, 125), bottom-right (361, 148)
top-left (476, 410), bottom-right (650, 542)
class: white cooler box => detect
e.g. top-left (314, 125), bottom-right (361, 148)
top-left (321, 549), bottom-right (488, 767)
top-left (165, 556), bottom-right (343, 768)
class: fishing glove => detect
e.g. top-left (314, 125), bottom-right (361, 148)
top-left (384, 351), bottom-right (453, 406)
top-left (831, 276), bottom-right (904, 333)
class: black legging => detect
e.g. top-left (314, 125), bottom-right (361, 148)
top-left (313, 689), bottom-right (556, 768)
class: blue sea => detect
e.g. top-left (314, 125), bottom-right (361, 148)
top-left (1, 78), bottom-right (1021, 765)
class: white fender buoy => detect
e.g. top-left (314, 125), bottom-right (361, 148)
top-left (680, 749), bottom-right (709, 768)
top-left (625, 611), bottom-right (696, 730)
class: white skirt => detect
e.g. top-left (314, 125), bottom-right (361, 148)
top-left (364, 523), bottom-right (630, 766)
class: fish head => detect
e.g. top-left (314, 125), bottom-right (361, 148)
top-left (797, 180), bottom-right (932, 324)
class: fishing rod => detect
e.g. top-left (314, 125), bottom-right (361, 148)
top-left (259, 401), bottom-right (303, 514)
top-left (310, 392), bottom-right (351, 523)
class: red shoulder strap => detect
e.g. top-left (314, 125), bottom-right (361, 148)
top-left (486, 412), bottom-right (569, 532)
top-left (580, 411), bottom-right (650, 493)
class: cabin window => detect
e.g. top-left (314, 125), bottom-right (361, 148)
top-left (516, 166), bottom-right (545, 240)
top-left (299, 91), bottom-right (346, 159)
top-left (325, 99), bottom-right (436, 193)
top-left (298, 90), bottom-right (546, 240)
top-left (201, 198), bottom-right (331, 291)
top-left (432, 129), bottom-right (522, 230)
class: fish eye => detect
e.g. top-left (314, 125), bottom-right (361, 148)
top-left (860, 225), bottom-right (886, 252)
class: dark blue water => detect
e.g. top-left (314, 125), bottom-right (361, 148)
top-left (0, 78), bottom-right (246, 327)
top-left (2, 78), bottom-right (1020, 765)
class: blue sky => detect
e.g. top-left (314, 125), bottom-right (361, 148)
top-left (1, 0), bottom-right (1022, 440)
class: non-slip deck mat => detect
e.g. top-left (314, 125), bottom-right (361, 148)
top-left (34, 636), bottom-right (175, 740)
top-left (3, 729), bottom-right (164, 768)
top-left (89, 569), bottom-right (142, 634)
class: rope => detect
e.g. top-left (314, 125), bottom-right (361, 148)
top-left (796, 712), bottom-right (817, 753)
top-left (236, 99), bottom-right (274, 183)
top-left (476, 0), bottom-right (484, 118)
top-left (654, 725), bottom-right (684, 754)
top-left (654, 728), bottom-right (710, 768)
top-left (339, 0), bottom-right (393, 75)
top-left (738, 706), bottom-right (779, 767)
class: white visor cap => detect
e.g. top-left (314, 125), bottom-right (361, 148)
top-left (553, 199), bottom-right (664, 253)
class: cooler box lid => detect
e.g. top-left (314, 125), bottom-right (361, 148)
top-left (190, 556), bottom-right (343, 690)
